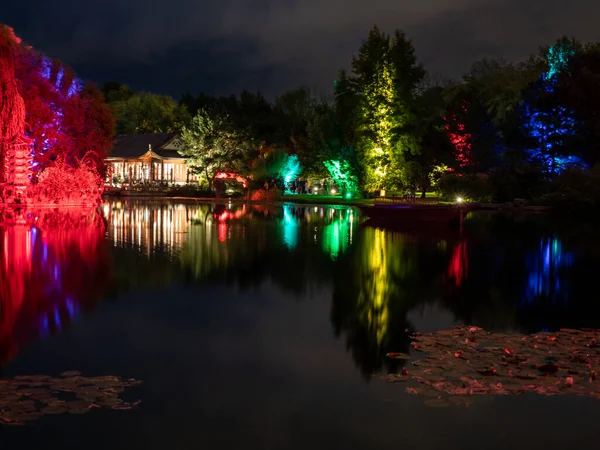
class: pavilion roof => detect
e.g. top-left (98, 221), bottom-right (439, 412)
top-left (109, 133), bottom-right (185, 159)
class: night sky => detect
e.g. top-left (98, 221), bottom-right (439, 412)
top-left (3, 0), bottom-right (599, 99)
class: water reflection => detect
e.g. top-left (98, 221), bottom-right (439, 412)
top-left (524, 237), bottom-right (574, 304)
top-left (2, 200), bottom-right (600, 383)
top-left (445, 240), bottom-right (468, 288)
top-left (282, 204), bottom-right (299, 249)
top-left (105, 200), bottom-right (190, 256)
top-left (0, 208), bottom-right (109, 367)
top-left (100, 201), bottom-right (600, 376)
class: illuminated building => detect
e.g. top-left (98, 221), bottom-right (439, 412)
top-left (105, 133), bottom-right (197, 186)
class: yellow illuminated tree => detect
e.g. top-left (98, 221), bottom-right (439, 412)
top-left (351, 26), bottom-right (425, 192)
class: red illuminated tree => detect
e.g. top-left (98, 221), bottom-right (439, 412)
top-left (0, 23), bottom-right (114, 205)
top-left (0, 26), bottom-right (31, 202)
top-left (444, 102), bottom-right (472, 168)
top-left (13, 44), bottom-right (115, 174)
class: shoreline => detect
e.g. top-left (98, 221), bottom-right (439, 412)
top-left (102, 193), bottom-right (553, 212)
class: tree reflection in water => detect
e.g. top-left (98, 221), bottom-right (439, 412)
top-left (0, 208), bottom-right (110, 367)
top-left (97, 201), bottom-right (600, 380)
top-left (331, 226), bottom-right (448, 379)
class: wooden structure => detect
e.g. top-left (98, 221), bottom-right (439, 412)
top-left (105, 133), bottom-right (197, 187)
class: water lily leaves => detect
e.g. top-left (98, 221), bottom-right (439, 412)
top-left (382, 325), bottom-right (600, 407)
top-left (95, 396), bottom-right (123, 407)
top-left (41, 405), bottom-right (67, 415)
top-left (0, 373), bottom-right (142, 426)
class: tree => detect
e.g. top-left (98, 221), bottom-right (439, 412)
top-left (305, 98), bottom-right (343, 178)
top-left (110, 92), bottom-right (190, 134)
top-left (180, 109), bottom-right (257, 188)
top-left (102, 82), bottom-right (133, 103)
top-left (400, 86), bottom-right (454, 196)
top-left (521, 38), bottom-right (584, 175)
top-left (555, 45), bottom-right (600, 166)
top-left (13, 30), bottom-right (114, 174)
top-left (351, 26), bottom-right (425, 193)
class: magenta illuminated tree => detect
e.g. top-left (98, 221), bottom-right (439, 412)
top-left (0, 26), bottom-right (32, 203)
top-left (0, 23), bottom-right (113, 205)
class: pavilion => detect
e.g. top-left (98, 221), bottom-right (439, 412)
top-left (105, 133), bottom-right (197, 186)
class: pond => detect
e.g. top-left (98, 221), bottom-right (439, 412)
top-left (0, 200), bottom-right (599, 449)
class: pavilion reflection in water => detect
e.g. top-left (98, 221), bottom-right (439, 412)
top-left (104, 201), bottom-right (192, 256)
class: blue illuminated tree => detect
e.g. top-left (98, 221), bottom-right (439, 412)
top-left (522, 39), bottom-right (586, 175)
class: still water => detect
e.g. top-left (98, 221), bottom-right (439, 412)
top-left (0, 200), bottom-right (599, 449)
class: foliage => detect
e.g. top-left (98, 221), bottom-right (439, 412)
top-left (91, 26), bottom-right (600, 210)
top-left (0, 24), bottom-right (28, 196)
top-left (251, 145), bottom-right (286, 185)
top-left (28, 156), bottom-right (103, 205)
top-left (428, 164), bottom-right (449, 187)
top-left (13, 36), bottom-right (114, 174)
top-left (351, 26), bottom-right (425, 192)
top-left (305, 98), bottom-right (344, 178)
top-left (555, 46), bottom-right (600, 166)
top-left (323, 158), bottom-right (360, 198)
top-left (520, 39), bottom-right (585, 176)
top-left (540, 165), bottom-right (600, 215)
top-left (280, 154), bottom-right (302, 192)
top-left (110, 91), bottom-right (190, 134)
top-left (180, 109), bottom-right (257, 186)
top-left (251, 188), bottom-right (281, 202)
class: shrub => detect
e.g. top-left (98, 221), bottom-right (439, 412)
top-left (251, 188), bottom-right (281, 202)
top-left (540, 165), bottom-right (600, 216)
top-left (28, 157), bottom-right (102, 205)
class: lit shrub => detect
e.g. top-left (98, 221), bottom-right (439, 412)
top-left (251, 188), bottom-right (281, 202)
top-left (28, 156), bottom-right (103, 205)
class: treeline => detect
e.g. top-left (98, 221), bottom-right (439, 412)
top-left (103, 26), bottom-right (600, 209)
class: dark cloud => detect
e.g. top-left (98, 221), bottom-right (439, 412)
top-left (4, 0), bottom-right (600, 98)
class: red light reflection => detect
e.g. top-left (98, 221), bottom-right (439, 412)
top-left (0, 208), bottom-right (110, 367)
top-left (446, 240), bottom-right (468, 287)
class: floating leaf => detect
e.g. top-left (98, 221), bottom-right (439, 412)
top-left (381, 325), bottom-right (600, 407)
top-left (386, 352), bottom-right (410, 360)
top-left (60, 371), bottom-right (82, 378)
top-left (0, 372), bottom-right (142, 427)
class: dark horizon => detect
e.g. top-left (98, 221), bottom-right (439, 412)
top-left (5, 1), bottom-right (600, 99)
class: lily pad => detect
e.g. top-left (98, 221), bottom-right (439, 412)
top-left (386, 352), bottom-right (410, 360)
top-left (60, 371), bottom-right (82, 378)
top-left (382, 325), bottom-right (600, 406)
top-left (0, 372), bottom-right (142, 426)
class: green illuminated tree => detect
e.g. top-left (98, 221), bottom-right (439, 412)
top-left (351, 26), bottom-right (425, 192)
